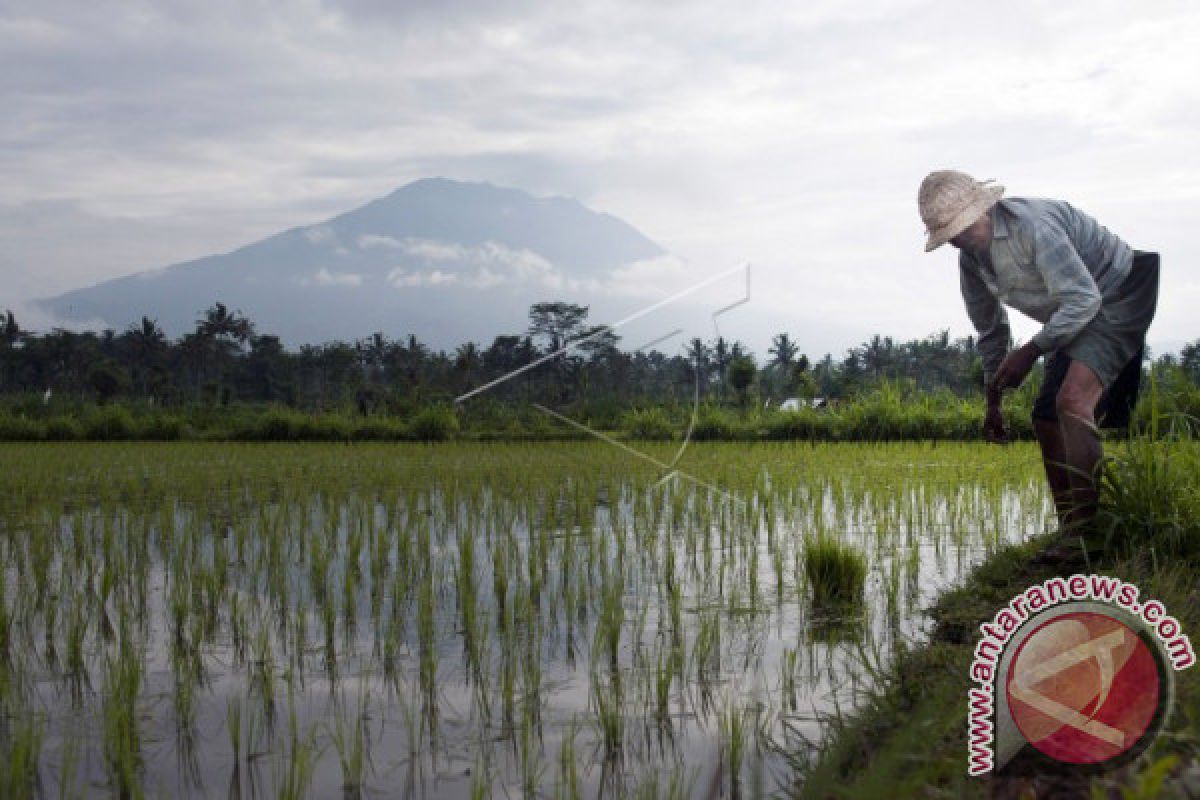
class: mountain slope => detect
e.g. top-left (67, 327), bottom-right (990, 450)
top-left (36, 178), bottom-right (667, 348)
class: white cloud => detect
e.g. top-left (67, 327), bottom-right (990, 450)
top-left (398, 239), bottom-right (465, 261)
top-left (303, 226), bottom-right (337, 245)
top-left (357, 233), bottom-right (402, 249)
top-left (300, 267), bottom-right (363, 287)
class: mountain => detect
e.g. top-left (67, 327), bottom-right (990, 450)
top-left (35, 178), bottom-right (668, 349)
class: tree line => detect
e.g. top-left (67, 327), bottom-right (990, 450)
top-left (2, 301), bottom-right (1198, 412)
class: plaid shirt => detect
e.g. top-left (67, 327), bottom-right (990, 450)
top-left (958, 197), bottom-right (1134, 382)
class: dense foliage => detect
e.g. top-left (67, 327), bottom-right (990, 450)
top-left (3, 302), bottom-right (1197, 441)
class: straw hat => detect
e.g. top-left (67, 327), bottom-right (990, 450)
top-left (918, 170), bottom-right (1005, 252)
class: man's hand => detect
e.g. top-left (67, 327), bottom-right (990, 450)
top-left (984, 396), bottom-right (1008, 444)
top-left (989, 341), bottom-right (1042, 393)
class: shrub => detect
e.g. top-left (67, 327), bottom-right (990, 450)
top-left (138, 415), bottom-right (185, 441)
top-left (236, 407), bottom-right (297, 440)
top-left (407, 407), bottom-right (460, 441)
top-left (0, 413), bottom-right (43, 441)
top-left (81, 406), bottom-right (135, 440)
top-left (294, 414), bottom-right (351, 442)
top-left (351, 418), bottom-right (407, 441)
top-left (691, 406), bottom-right (739, 441)
top-left (621, 407), bottom-right (674, 440)
top-left (44, 416), bottom-right (83, 441)
top-left (763, 408), bottom-right (835, 440)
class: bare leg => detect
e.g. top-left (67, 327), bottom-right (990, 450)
top-left (1033, 418), bottom-right (1072, 531)
top-left (1055, 361), bottom-right (1106, 534)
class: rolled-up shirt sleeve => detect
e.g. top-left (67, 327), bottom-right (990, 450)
top-left (1029, 219), bottom-right (1102, 353)
top-left (959, 256), bottom-right (1011, 384)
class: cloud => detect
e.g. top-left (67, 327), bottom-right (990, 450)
top-left (300, 267), bottom-right (363, 287)
top-left (357, 233), bottom-right (402, 249)
top-left (3, 1), bottom-right (1200, 355)
top-left (386, 267), bottom-right (464, 288)
top-left (303, 226), bottom-right (337, 245)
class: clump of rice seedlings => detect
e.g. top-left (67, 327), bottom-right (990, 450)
top-left (591, 675), bottom-right (624, 762)
top-left (654, 647), bottom-right (673, 725)
top-left (330, 691), bottom-right (371, 797)
top-left (320, 579), bottom-right (338, 679)
top-left (102, 639), bottom-right (144, 799)
top-left (274, 705), bottom-right (319, 800)
top-left (692, 610), bottom-right (721, 683)
top-left (779, 647), bottom-right (799, 712)
top-left (249, 621), bottom-right (277, 730)
top-left (469, 749), bottom-right (492, 800)
top-left (0, 709), bottom-right (44, 798)
top-left (592, 569), bottom-right (625, 676)
top-left (555, 716), bottom-right (581, 800)
top-left (416, 563), bottom-right (439, 743)
top-left (227, 695), bottom-right (243, 792)
top-left (803, 535), bottom-right (867, 606)
top-left (63, 594), bottom-right (90, 705)
top-left (632, 766), bottom-right (689, 800)
top-left (56, 732), bottom-right (80, 800)
top-left (518, 694), bottom-right (543, 798)
top-left (718, 697), bottom-right (747, 799)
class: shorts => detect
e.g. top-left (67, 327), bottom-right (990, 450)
top-left (1032, 250), bottom-right (1160, 430)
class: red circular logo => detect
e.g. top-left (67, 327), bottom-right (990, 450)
top-left (1006, 611), bottom-right (1161, 765)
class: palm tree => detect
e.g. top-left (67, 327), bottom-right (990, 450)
top-left (195, 302), bottom-right (255, 403)
top-left (1, 310), bottom-right (19, 348)
top-left (176, 332), bottom-right (210, 399)
top-left (858, 334), bottom-right (895, 381)
top-left (710, 337), bottom-right (732, 398)
top-left (684, 337), bottom-right (710, 395)
top-left (454, 342), bottom-right (481, 391)
top-left (768, 333), bottom-right (798, 369)
top-left (358, 332), bottom-right (389, 382)
top-left (124, 317), bottom-right (167, 397)
top-left (0, 309), bottom-right (20, 391)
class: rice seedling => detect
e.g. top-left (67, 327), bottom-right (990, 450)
top-left (804, 535), bottom-right (868, 606)
top-left (555, 717), bottom-right (582, 800)
top-left (0, 709), bottom-right (44, 799)
top-left (592, 673), bottom-right (624, 762)
top-left (719, 696), bottom-right (748, 799)
top-left (274, 705), bottom-right (319, 800)
top-left (55, 733), bottom-right (78, 800)
top-left (226, 695), bottom-right (243, 774)
top-left (101, 639), bottom-right (144, 799)
top-left (0, 439), bottom-right (1056, 797)
top-left (329, 691), bottom-right (371, 797)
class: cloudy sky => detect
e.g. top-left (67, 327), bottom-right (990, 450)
top-left (3, 0), bottom-right (1199, 358)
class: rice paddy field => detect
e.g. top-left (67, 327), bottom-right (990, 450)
top-left (0, 441), bottom-right (1055, 798)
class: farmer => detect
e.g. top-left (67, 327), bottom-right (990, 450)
top-left (918, 170), bottom-right (1159, 553)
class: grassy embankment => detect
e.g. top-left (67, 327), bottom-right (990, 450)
top-left (5, 376), bottom-right (1199, 443)
top-left (799, 413), bottom-right (1200, 799)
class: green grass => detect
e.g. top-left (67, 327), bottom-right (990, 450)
top-left (799, 429), bottom-right (1200, 798)
top-left (0, 382), bottom-right (1042, 442)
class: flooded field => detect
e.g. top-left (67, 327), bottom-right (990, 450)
top-left (0, 441), bottom-right (1052, 798)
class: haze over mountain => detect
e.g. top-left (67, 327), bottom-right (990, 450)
top-left (36, 179), bottom-right (674, 349)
